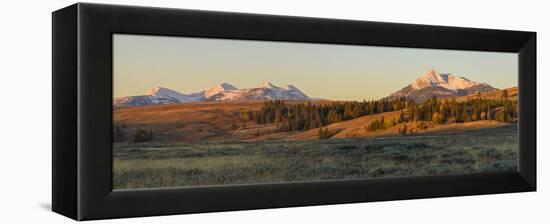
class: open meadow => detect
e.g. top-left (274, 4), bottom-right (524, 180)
top-left (113, 124), bottom-right (517, 189)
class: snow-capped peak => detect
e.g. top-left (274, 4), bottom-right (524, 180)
top-left (148, 86), bottom-right (182, 97)
top-left (147, 86), bottom-right (162, 95)
top-left (203, 82), bottom-right (238, 98)
top-left (207, 81), bottom-right (309, 101)
top-left (387, 69), bottom-right (497, 103)
top-left (411, 69), bottom-right (478, 90)
top-left (413, 69), bottom-right (446, 88)
top-left (257, 81), bottom-right (278, 89)
top-left (146, 86), bottom-right (194, 102)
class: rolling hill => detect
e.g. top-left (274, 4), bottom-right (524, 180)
top-left (113, 98), bottom-right (513, 143)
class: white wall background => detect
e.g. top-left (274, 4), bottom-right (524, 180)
top-left (0, 0), bottom-right (547, 223)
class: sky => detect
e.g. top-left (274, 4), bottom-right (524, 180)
top-left (113, 34), bottom-right (518, 101)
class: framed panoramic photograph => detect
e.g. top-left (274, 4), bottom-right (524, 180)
top-left (53, 3), bottom-right (536, 221)
top-left (112, 34), bottom-right (520, 189)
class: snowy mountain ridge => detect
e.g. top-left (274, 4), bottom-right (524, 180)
top-left (411, 69), bottom-right (479, 91)
top-left (113, 82), bottom-right (310, 107)
top-left (389, 69), bottom-right (497, 102)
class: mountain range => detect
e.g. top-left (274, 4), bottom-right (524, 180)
top-left (113, 69), bottom-right (500, 107)
top-left (388, 69), bottom-right (497, 102)
top-left (113, 82), bottom-right (310, 107)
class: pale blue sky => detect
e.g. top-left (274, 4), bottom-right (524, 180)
top-left (113, 34), bottom-right (517, 101)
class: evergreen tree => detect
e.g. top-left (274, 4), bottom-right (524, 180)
top-left (464, 106), bottom-right (472, 122)
top-left (495, 111), bottom-right (506, 122)
top-left (472, 105), bottom-right (479, 121)
top-left (399, 124), bottom-right (408, 136)
top-left (501, 89), bottom-right (509, 100)
top-left (480, 111), bottom-right (487, 120)
top-left (399, 110), bottom-right (407, 122)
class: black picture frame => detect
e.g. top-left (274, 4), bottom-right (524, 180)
top-left (52, 3), bottom-right (536, 221)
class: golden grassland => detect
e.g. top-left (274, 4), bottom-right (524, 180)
top-left (113, 124), bottom-right (518, 189)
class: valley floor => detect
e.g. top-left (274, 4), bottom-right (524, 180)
top-left (113, 124), bottom-right (518, 189)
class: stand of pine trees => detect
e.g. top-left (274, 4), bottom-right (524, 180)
top-left (406, 96), bottom-right (518, 124)
top-left (241, 98), bottom-right (411, 132)
top-left (245, 95), bottom-right (518, 135)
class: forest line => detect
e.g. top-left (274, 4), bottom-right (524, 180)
top-left (240, 90), bottom-right (518, 136)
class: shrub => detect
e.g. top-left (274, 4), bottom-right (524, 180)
top-left (133, 128), bottom-right (154, 143)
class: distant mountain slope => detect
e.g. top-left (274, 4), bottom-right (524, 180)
top-left (113, 82), bottom-right (310, 107)
top-left (113, 86), bottom-right (200, 107)
top-left (148, 86), bottom-right (204, 102)
top-left (388, 69), bottom-right (497, 102)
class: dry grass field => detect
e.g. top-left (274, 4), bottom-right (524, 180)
top-left (113, 124), bottom-right (518, 189)
top-left (114, 101), bottom-right (264, 142)
top-left (114, 100), bottom-right (328, 142)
